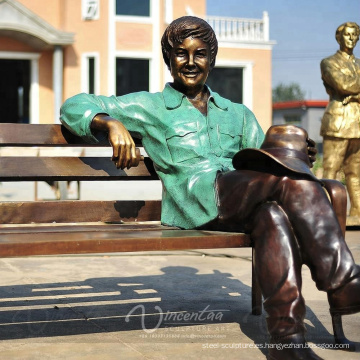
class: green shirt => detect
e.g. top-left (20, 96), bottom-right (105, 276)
top-left (60, 84), bottom-right (264, 229)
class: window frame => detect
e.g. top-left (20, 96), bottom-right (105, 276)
top-left (207, 66), bottom-right (244, 104)
top-left (115, 55), bottom-right (151, 96)
top-left (210, 60), bottom-right (254, 110)
top-left (81, 52), bottom-right (100, 95)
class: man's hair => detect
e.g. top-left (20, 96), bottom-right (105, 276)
top-left (336, 22), bottom-right (360, 44)
top-left (161, 16), bottom-right (218, 70)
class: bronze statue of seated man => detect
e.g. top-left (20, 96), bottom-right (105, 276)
top-left (60, 16), bottom-right (360, 360)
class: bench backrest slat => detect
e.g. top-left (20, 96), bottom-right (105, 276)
top-left (0, 123), bottom-right (91, 146)
top-left (0, 123), bottom-right (142, 146)
top-left (0, 200), bottom-right (162, 224)
top-left (0, 157), bottom-right (157, 181)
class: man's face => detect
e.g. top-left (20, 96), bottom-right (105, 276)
top-left (340, 26), bottom-right (359, 51)
top-left (169, 37), bottom-right (211, 93)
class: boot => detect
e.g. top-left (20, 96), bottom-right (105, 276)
top-left (251, 202), bottom-right (322, 360)
top-left (327, 268), bottom-right (360, 347)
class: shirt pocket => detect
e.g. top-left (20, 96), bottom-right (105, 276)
top-left (218, 124), bottom-right (242, 158)
top-left (166, 122), bottom-right (201, 163)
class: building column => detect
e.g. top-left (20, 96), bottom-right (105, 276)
top-left (53, 45), bottom-right (63, 124)
top-left (30, 56), bottom-right (40, 124)
top-left (263, 11), bottom-right (269, 41)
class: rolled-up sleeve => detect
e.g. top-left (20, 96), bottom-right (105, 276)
top-left (60, 93), bottom-right (113, 143)
top-left (60, 92), bottom-right (154, 143)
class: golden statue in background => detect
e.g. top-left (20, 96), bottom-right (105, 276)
top-left (320, 22), bottom-right (360, 224)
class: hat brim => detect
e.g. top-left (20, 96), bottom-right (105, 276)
top-left (232, 148), bottom-right (320, 182)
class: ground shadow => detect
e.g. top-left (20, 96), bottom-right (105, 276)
top-left (0, 265), bottom-right (354, 354)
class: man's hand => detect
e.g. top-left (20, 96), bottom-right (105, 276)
top-left (343, 94), bottom-right (360, 105)
top-left (306, 137), bottom-right (317, 168)
top-left (91, 114), bottom-right (138, 169)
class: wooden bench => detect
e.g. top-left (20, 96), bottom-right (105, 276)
top-left (0, 123), bottom-right (347, 329)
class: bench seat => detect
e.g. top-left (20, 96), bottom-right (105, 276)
top-left (0, 221), bottom-right (251, 257)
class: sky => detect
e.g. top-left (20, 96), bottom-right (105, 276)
top-left (206, 0), bottom-right (360, 100)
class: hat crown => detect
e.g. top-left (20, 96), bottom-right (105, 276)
top-left (232, 124), bottom-right (320, 183)
top-left (260, 125), bottom-right (310, 166)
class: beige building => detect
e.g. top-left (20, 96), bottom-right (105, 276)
top-left (0, 0), bottom-right (274, 130)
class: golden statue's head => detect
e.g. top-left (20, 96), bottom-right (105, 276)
top-left (335, 22), bottom-right (360, 45)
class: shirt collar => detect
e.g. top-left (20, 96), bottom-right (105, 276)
top-left (337, 50), bottom-right (356, 62)
top-left (163, 83), bottom-right (228, 111)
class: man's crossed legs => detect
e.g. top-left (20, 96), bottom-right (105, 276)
top-left (206, 169), bottom-right (360, 359)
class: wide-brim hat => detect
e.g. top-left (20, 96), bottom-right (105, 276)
top-left (232, 124), bottom-right (320, 182)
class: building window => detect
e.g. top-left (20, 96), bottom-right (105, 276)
top-left (116, 58), bottom-right (149, 96)
top-left (88, 57), bottom-right (95, 94)
top-left (206, 67), bottom-right (243, 104)
top-left (284, 115), bottom-right (302, 126)
top-left (82, 54), bottom-right (99, 94)
top-left (82, 0), bottom-right (99, 20)
top-left (115, 0), bottom-right (150, 17)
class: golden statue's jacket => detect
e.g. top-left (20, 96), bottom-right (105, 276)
top-left (320, 50), bottom-right (360, 138)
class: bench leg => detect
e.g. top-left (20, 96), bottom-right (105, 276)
top-left (251, 247), bottom-right (262, 315)
top-left (57, 181), bottom-right (68, 200)
top-left (76, 181), bottom-right (81, 200)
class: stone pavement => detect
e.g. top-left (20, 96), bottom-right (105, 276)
top-left (0, 181), bottom-right (359, 359)
top-left (0, 232), bottom-right (358, 360)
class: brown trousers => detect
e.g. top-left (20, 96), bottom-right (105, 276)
top-left (203, 169), bottom-right (357, 337)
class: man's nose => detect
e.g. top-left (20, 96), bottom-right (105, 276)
top-left (187, 54), bottom-right (195, 66)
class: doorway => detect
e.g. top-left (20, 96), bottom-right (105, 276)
top-left (0, 59), bottom-right (30, 123)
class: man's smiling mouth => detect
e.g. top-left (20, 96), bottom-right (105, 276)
top-left (182, 72), bottom-right (199, 77)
